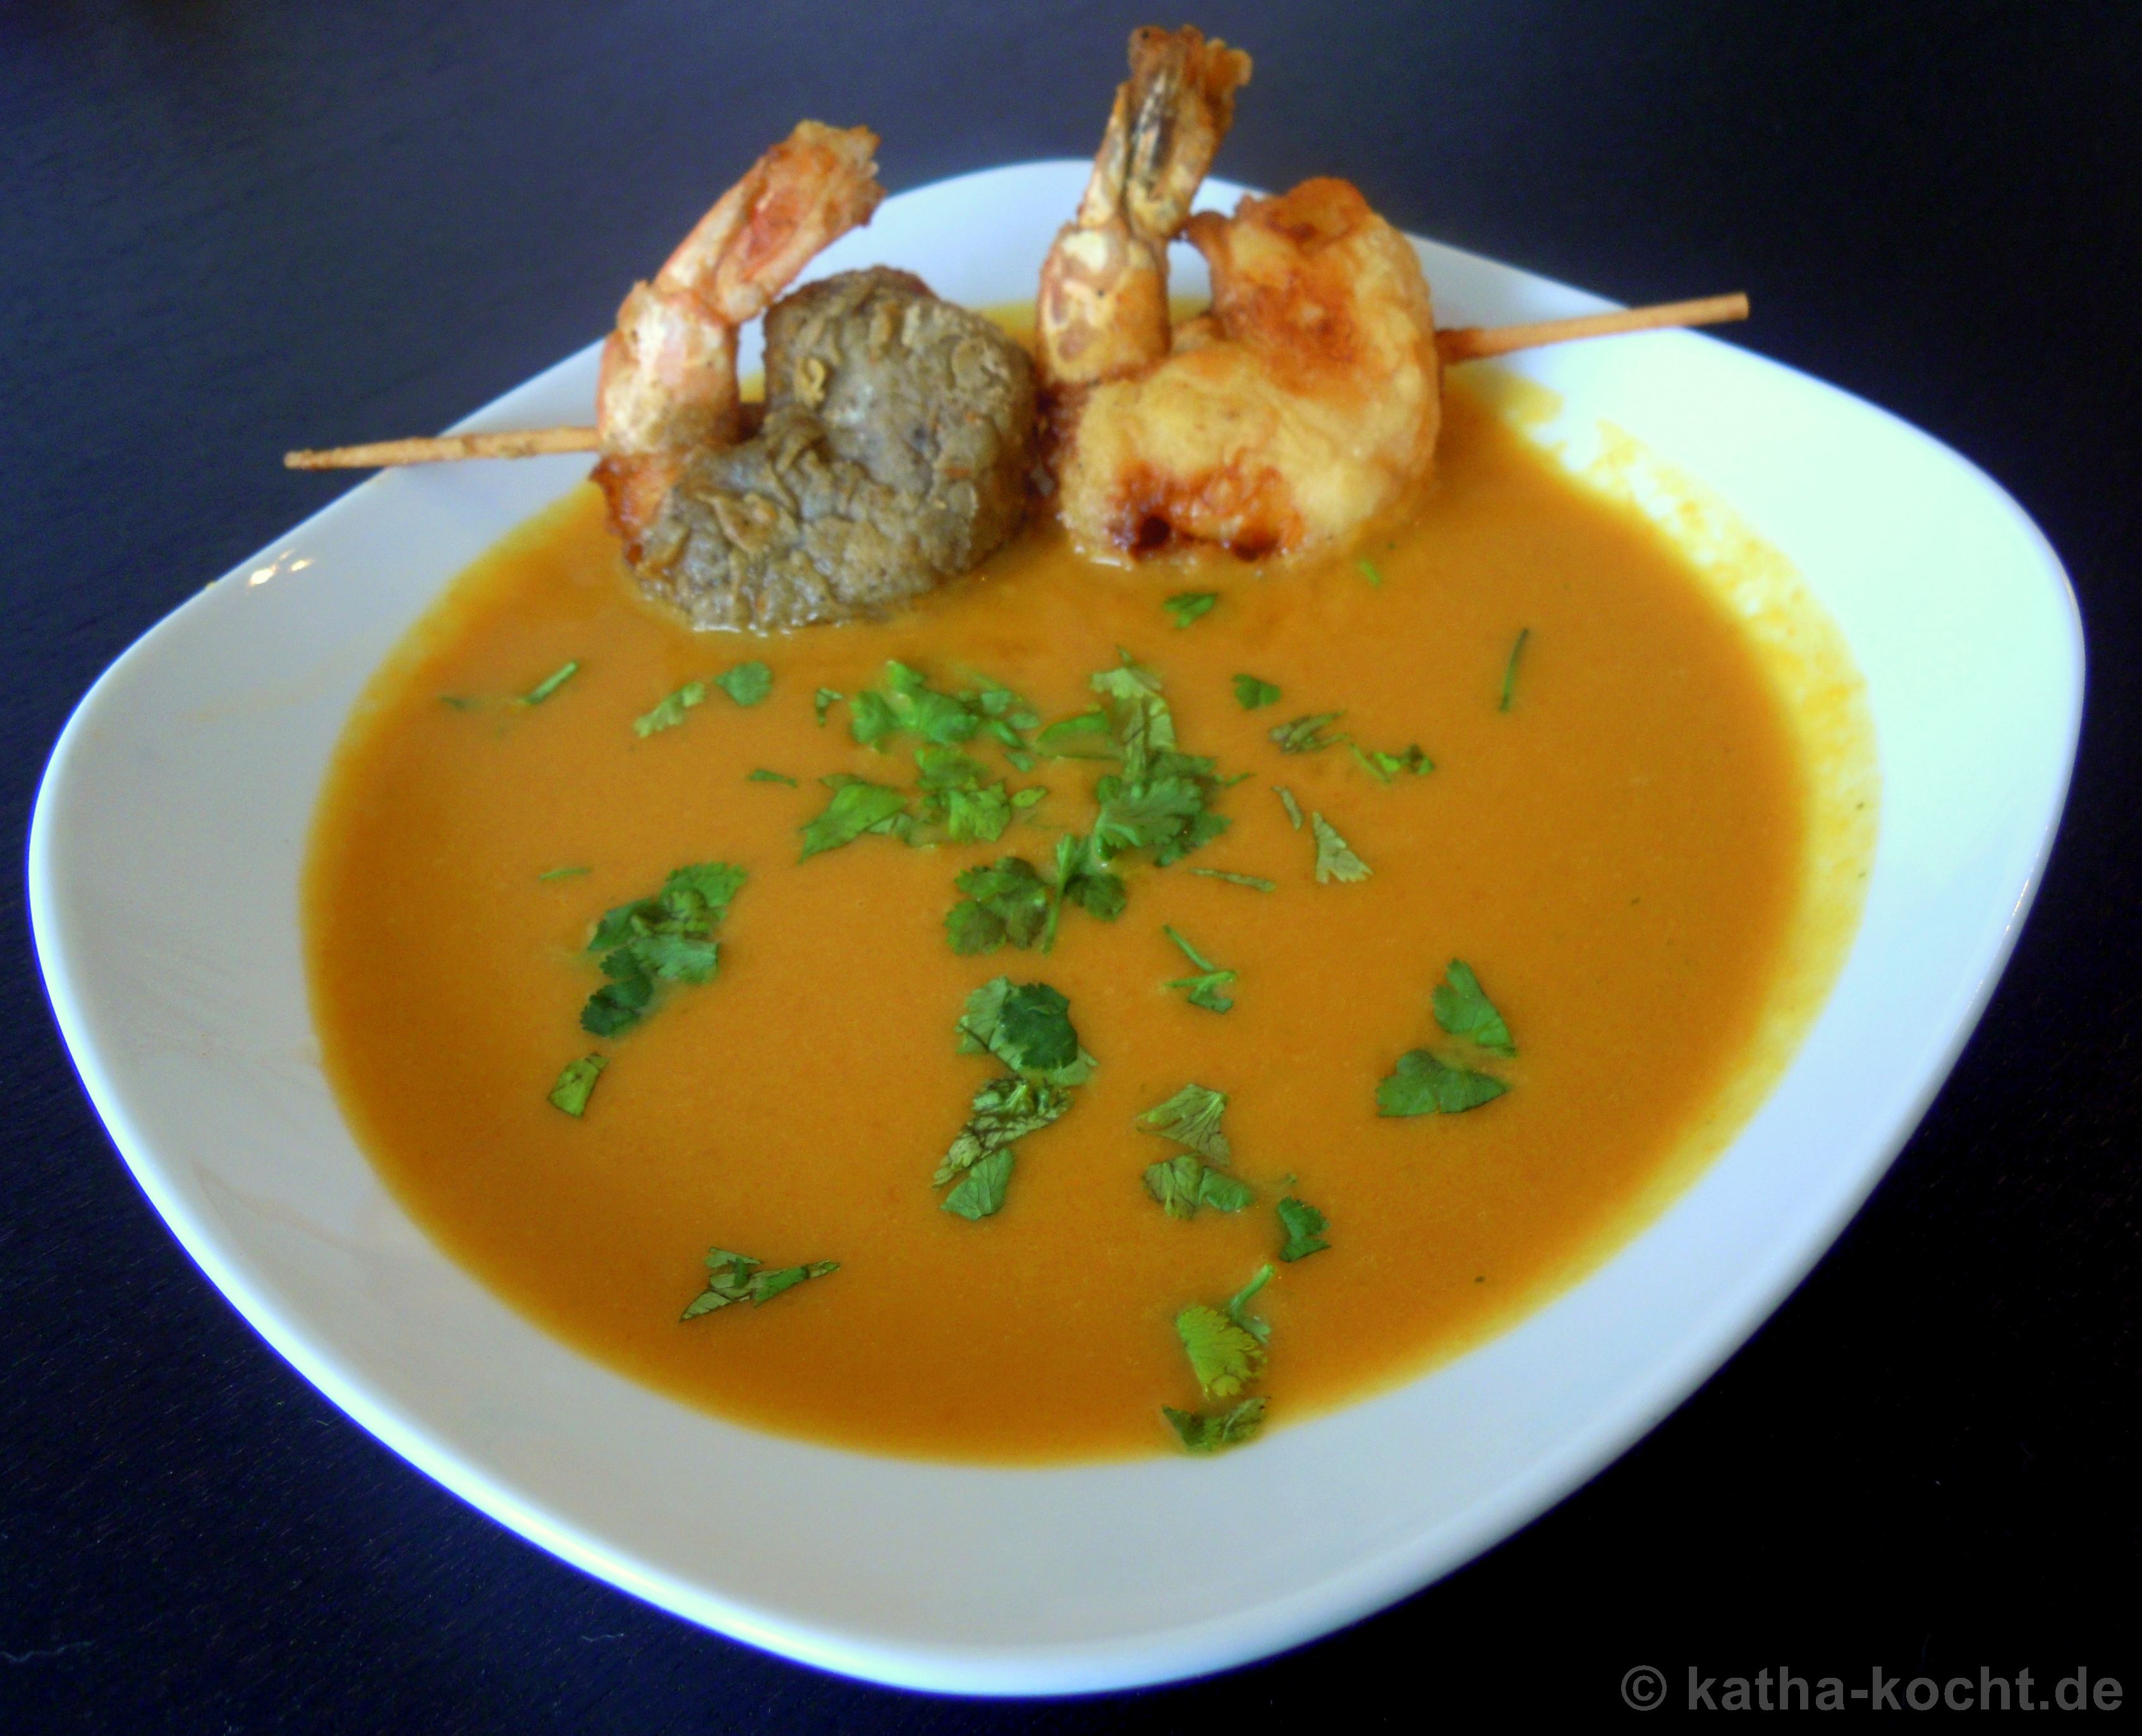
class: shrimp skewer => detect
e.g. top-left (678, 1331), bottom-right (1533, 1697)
top-left (1039, 28), bottom-right (1749, 564)
top-left (283, 295), bottom-right (1750, 471)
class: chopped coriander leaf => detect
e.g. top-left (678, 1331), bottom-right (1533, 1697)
top-left (1144, 1152), bottom-right (1256, 1219)
top-left (1041, 831), bottom-right (1127, 952)
top-left (961, 677), bottom-right (1042, 768)
top-left (1163, 925), bottom-right (1237, 1012)
top-left (1176, 1303), bottom-right (1265, 1399)
top-left (1270, 712), bottom-right (1348, 754)
top-left (1163, 1397), bottom-right (1267, 1454)
top-left (714, 660), bottom-right (773, 706)
top-left (1164, 590), bottom-right (1219, 628)
top-left (438, 695), bottom-right (482, 711)
top-left (1138, 1082), bottom-right (1230, 1162)
top-left (1232, 673), bottom-right (1282, 710)
top-left (746, 768), bottom-right (799, 787)
top-left (1356, 557), bottom-right (1385, 588)
top-left (1085, 653), bottom-right (1232, 865)
top-left (850, 659), bottom-right (980, 750)
top-left (1500, 627), bottom-right (1531, 712)
top-left (1351, 742), bottom-right (1433, 784)
top-left (580, 862), bottom-right (748, 1037)
top-left (1227, 1264), bottom-right (1275, 1341)
top-left (1432, 959), bottom-right (1516, 1055)
top-left (937, 980), bottom-right (1094, 1218)
top-left (520, 660), bottom-right (580, 705)
top-left (537, 865), bottom-right (592, 881)
top-left (798, 777), bottom-right (910, 861)
top-left (633, 679), bottom-right (707, 737)
top-left (813, 687), bottom-right (843, 725)
top-left (1310, 812), bottom-right (1371, 883)
top-left (935, 1074), bottom-right (1073, 1188)
top-left (914, 743), bottom-right (1020, 843)
top-left (681, 1247), bottom-right (837, 1320)
top-left (1276, 1195), bottom-right (1330, 1261)
top-left (945, 857), bottom-right (1052, 954)
top-left (547, 1053), bottom-right (607, 1117)
top-left (1275, 786), bottom-right (1305, 830)
top-left (1377, 1048), bottom-right (1509, 1116)
top-left (1190, 867), bottom-right (1276, 890)
top-left (1036, 709), bottom-right (1113, 756)
top-left (940, 1146), bottom-right (1016, 1220)
top-left (955, 978), bottom-right (1094, 1083)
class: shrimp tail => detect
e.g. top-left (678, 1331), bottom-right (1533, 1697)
top-left (1038, 27), bottom-right (1252, 391)
top-left (599, 121), bottom-right (881, 458)
top-left (595, 121), bottom-right (882, 550)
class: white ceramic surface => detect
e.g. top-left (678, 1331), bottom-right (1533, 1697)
top-left (28, 162), bottom-right (2081, 1695)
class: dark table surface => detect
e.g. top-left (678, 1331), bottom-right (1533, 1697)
top-left (4, 1), bottom-right (2136, 1727)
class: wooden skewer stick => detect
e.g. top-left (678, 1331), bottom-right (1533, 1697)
top-left (283, 294), bottom-right (1750, 472)
top-left (283, 426), bottom-right (601, 470)
top-left (1435, 292), bottom-right (1748, 365)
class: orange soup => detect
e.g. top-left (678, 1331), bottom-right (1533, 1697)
top-left (307, 379), bottom-right (1848, 1461)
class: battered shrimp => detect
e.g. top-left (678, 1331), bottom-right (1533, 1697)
top-left (593, 121), bottom-right (885, 553)
top-left (1041, 36), bottom-right (1442, 561)
top-left (1036, 25), bottom-right (1251, 389)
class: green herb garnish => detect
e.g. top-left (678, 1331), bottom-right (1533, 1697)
top-left (633, 680), bottom-right (707, 737)
top-left (1310, 813), bottom-right (1370, 883)
top-left (1138, 1082), bottom-right (1230, 1162)
top-left (1162, 1397), bottom-right (1267, 1454)
top-left (1376, 1048), bottom-right (1509, 1116)
top-left (914, 744), bottom-right (1018, 843)
top-left (1270, 712), bottom-right (1348, 755)
top-left (850, 660), bottom-right (983, 751)
top-left (1175, 1304), bottom-right (1265, 1399)
top-left (945, 857), bottom-right (1053, 954)
top-left (1276, 1195), bottom-right (1330, 1261)
top-left (1500, 628), bottom-right (1530, 712)
top-left (1164, 590), bottom-right (1219, 628)
top-left (798, 777), bottom-right (911, 860)
top-left (934, 980), bottom-right (1096, 1219)
top-left (1138, 1083), bottom-right (1248, 1218)
top-left (1275, 786), bottom-right (1305, 830)
top-left (1163, 926), bottom-right (1237, 1012)
top-left (713, 660), bottom-right (772, 705)
top-left (547, 1053), bottom-right (607, 1117)
top-left (520, 660), bottom-right (580, 706)
top-left (538, 865), bottom-right (592, 882)
top-left (1377, 960), bottom-right (1516, 1114)
top-left (746, 768), bottom-right (799, 787)
top-left (1433, 959), bottom-right (1515, 1055)
top-left (813, 687), bottom-right (843, 725)
top-left (1143, 1153), bottom-right (1257, 1218)
top-left (1174, 1265), bottom-right (1274, 1398)
top-left (1232, 674), bottom-right (1282, 710)
top-left (1189, 868), bottom-right (1276, 890)
top-left (1356, 557), bottom-right (1384, 588)
top-left (681, 1247), bottom-right (837, 1320)
top-left (1350, 743), bottom-right (1433, 784)
top-left (578, 863), bottom-right (746, 1037)
top-left (1036, 709), bottom-right (1113, 756)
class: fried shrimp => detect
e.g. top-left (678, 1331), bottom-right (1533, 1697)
top-left (1041, 32), bottom-right (1442, 562)
top-left (593, 121), bottom-right (885, 553)
top-left (1036, 25), bottom-right (1251, 390)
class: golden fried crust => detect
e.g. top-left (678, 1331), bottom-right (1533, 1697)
top-left (1057, 177), bottom-right (1440, 560)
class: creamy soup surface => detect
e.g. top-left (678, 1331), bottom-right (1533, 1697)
top-left (308, 376), bottom-right (1857, 1462)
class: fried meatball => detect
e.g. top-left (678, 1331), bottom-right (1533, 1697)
top-left (630, 267), bottom-right (1038, 631)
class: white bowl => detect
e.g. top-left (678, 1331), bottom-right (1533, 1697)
top-left (28, 162), bottom-right (2081, 1695)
